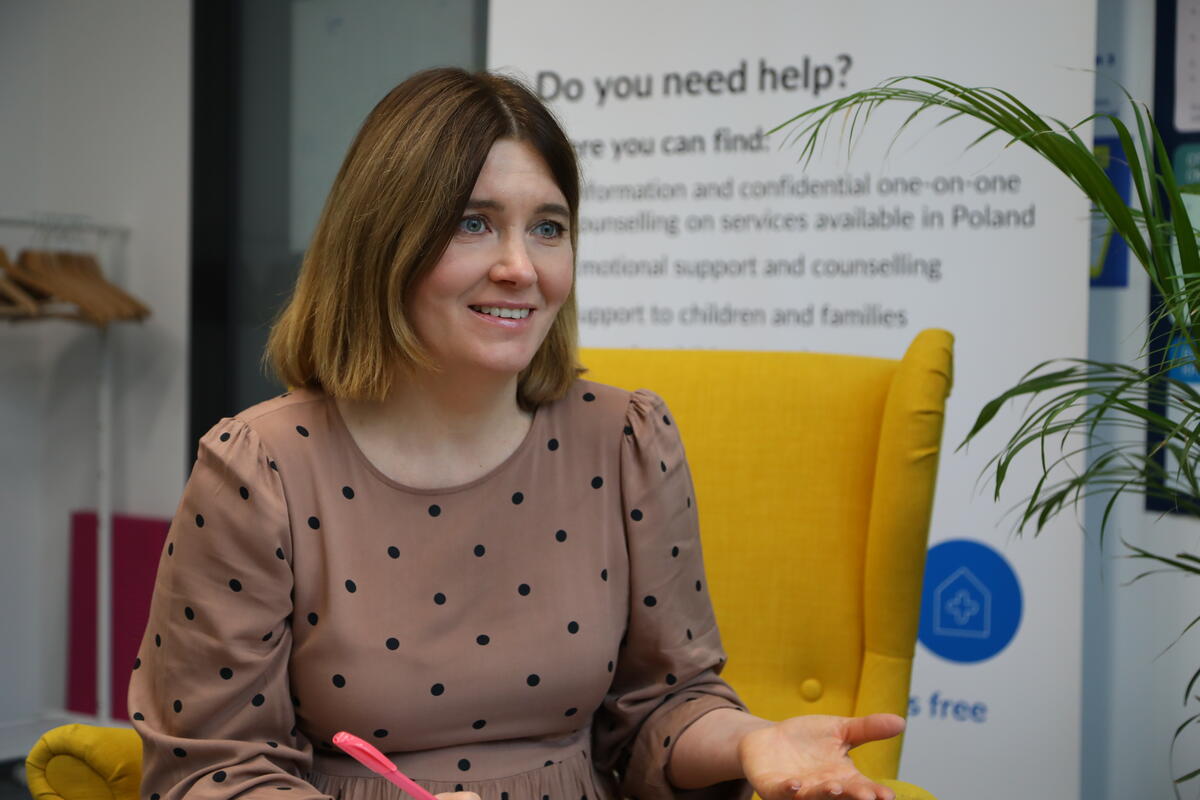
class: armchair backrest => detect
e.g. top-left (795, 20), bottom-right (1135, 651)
top-left (580, 328), bottom-right (953, 779)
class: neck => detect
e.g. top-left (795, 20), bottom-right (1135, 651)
top-left (337, 364), bottom-right (529, 453)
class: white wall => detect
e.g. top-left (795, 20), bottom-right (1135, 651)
top-left (0, 0), bottom-right (190, 758)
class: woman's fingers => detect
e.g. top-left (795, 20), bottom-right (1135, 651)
top-left (840, 713), bottom-right (905, 748)
top-left (434, 793), bottom-right (481, 800)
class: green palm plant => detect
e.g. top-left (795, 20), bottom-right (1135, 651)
top-left (775, 75), bottom-right (1200, 790)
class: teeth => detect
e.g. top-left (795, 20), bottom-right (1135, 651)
top-left (471, 306), bottom-right (530, 319)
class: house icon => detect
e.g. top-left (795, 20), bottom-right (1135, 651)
top-left (933, 566), bottom-right (991, 639)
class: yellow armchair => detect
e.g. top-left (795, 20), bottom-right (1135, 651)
top-left (26, 723), bottom-right (141, 800)
top-left (582, 329), bottom-right (952, 800)
top-left (27, 330), bottom-right (950, 800)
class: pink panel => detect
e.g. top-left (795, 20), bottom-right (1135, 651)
top-left (67, 511), bottom-right (169, 720)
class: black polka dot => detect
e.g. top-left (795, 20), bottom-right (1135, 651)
top-left (229, 579), bottom-right (242, 592)
top-left (455, 786), bottom-right (463, 793)
top-left (607, 660), bottom-right (614, 672)
top-left (307, 612), bottom-right (318, 625)
top-left (269, 460), bottom-right (278, 471)
top-left (591, 476), bottom-right (603, 489)
top-left (220, 432), bottom-right (230, 443)
top-left (386, 637), bottom-right (399, 650)
top-left (431, 683), bottom-right (445, 696)
top-left (345, 579), bottom-right (357, 593)
top-left (252, 694), bottom-right (265, 706)
top-left (567, 621), bottom-right (579, 634)
top-left (428, 504), bottom-right (441, 517)
top-left (184, 606), bottom-right (194, 621)
top-left (518, 584), bottom-right (531, 596)
top-left (502, 793), bottom-right (509, 800)
top-left (686, 629), bottom-right (693, 640)
top-left (458, 759), bottom-right (471, 772)
top-left (565, 707), bottom-right (578, 716)
top-left (151, 793), bottom-right (159, 800)
top-left (473, 719), bottom-right (487, 729)
top-left (220, 667), bottom-right (233, 679)
top-left (308, 516), bottom-right (320, 530)
top-left (133, 658), bottom-right (141, 670)
top-left (262, 631), bottom-right (273, 641)
top-left (154, 634), bottom-right (161, 647)
top-left (133, 712), bottom-right (145, 720)
top-left (555, 529), bottom-right (567, 542)
top-left (291, 696), bottom-right (300, 707)
top-left (332, 674), bottom-right (346, 688)
top-left (296, 425), bottom-right (309, 437)
top-left (195, 514), bottom-right (205, 528)
top-left (644, 595), bottom-right (657, 607)
top-left (167, 542), bottom-right (174, 556)
top-left (548, 438), bottom-right (559, 451)
top-left (276, 547), bottom-right (286, 560)
top-left (663, 415), bottom-right (671, 425)
top-left (624, 425), bottom-right (633, 435)
top-left (512, 492), bottom-right (524, 505)
top-left (374, 729), bottom-right (388, 738)
top-left (434, 592), bottom-right (446, 605)
top-left (214, 771), bottom-right (227, 783)
top-left (630, 509), bottom-right (643, 521)
top-left (660, 461), bottom-right (667, 472)
top-left (240, 486), bottom-right (249, 500)
top-left (527, 674), bottom-right (540, 686)
top-left (666, 673), bottom-right (678, 685)
top-left (387, 546), bottom-right (400, 558)
top-left (583, 392), bottom-right (596, 402)
top-left (696, 580), bottom-right (702, 591)
top-left (342, 486), bottom-right (355, 499)
top-left (476, 634), bottom-right (490, 645)
top-left (672, 546), bottom-right (680, 557)
top-left (687, 497), bottom-right (691, 508)
top-left (663, 736), bottom-right (671, 748)
top-left (173, 748), bottom-right (187, 758)
top-left (173, 699), bottom-right (183, 713)
top-left (267, 741), bottom-right (279, 748)
top-left (474, 544), bottom-right (486, 557)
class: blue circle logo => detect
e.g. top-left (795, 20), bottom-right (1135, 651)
top-left (918, 539), bottom-right (1022, 663)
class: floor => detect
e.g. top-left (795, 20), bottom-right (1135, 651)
top-left (0, 761), bottom-right (29, 800)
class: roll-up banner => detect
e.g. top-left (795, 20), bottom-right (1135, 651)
top-left (489, 3), bottom-right (1094, 797)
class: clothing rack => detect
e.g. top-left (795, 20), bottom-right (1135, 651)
top-left (0, 215), bottom-right (139, 731)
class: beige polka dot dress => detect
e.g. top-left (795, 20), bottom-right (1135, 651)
top-left (128, 380), bottom-right (753, 800)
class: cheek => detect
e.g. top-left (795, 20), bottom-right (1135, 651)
top-left (543, 252), bottom-right (575, 306)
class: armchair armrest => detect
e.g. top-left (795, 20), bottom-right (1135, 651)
top-left (879, 778), bottom-right (938, 800)
top-left (25, 724), bottom-right (142, 800)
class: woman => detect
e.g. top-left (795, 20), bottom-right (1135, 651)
top-left (128, 68), bottom-right (903, 800)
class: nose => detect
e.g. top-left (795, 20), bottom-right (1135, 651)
top-left (489, 235), bottom-right (538, 288)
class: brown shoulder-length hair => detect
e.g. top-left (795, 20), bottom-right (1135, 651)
top-left (265, 68), bottom-right (583, 410)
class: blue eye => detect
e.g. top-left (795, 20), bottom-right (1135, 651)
top-left (459, 216), bottom-right (487, 234)
top-left (535, 221), bottom-right (565, 238)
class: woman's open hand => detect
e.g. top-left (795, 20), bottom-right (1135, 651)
top-left (736, 713), bottom-right (905, 800)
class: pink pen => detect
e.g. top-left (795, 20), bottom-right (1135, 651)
top-left (333, 731), bottom-right (441, 800)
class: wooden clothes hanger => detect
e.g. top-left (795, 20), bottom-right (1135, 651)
top-left (4, 248), bottom-right (151, 326)
top-left (0, 248), bottom-right (41, 318)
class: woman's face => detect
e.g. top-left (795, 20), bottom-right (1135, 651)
top-left (409, 138), bottom-right (574, 381)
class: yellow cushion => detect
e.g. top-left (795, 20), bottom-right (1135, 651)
top-left (25, 724), bottom-right (142, 800)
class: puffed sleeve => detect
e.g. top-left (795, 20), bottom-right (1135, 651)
top-left (592, 390), bottom-right (754, 800)
top-left (128, 418), bottom-right (329, 800)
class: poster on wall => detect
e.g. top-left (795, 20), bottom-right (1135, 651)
top-left (490, 2), bottom-right (1094, 798)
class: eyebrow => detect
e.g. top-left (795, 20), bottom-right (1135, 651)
top-left (466, 199), bottom-right (570, 218)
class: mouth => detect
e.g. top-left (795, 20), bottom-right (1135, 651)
top-left (468, 305), bottom-right (533, 320)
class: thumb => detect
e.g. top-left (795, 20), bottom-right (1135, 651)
top-left (842, 713), bottom-right (905, 748)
